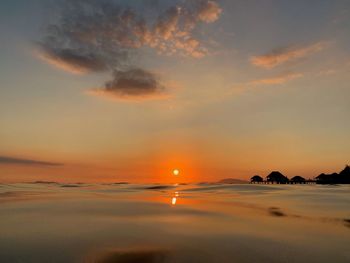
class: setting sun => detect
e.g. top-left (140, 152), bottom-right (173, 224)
top-left (1, 1), bottom-right (349, 262)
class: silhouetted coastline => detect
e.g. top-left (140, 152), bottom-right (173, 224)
top-left (251, 165), bottom-right (350, 185)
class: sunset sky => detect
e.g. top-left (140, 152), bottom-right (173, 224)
top-left (1, 0), bottom-right (349, 183)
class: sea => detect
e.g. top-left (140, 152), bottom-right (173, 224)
top-left (0, 183), bottom-right (349, 263)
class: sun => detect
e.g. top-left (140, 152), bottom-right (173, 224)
top-left (173, 169), bottom-right (180, 176)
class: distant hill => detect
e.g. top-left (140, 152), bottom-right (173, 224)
top-left (216, 178), bottom-right (249, 184)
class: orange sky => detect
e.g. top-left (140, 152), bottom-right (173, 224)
top-left (1, 0), bottom-right (349, 183)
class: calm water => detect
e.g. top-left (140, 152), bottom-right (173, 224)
top-left (0, 183), bottom-right (349, 263)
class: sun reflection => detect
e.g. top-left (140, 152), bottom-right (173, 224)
top-left (171, 191), bottom-right (180, 206)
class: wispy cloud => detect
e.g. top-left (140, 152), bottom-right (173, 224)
top-left (317, 69), bottom-right (337, 76)
top-left (0, 156), bottom-right (63, 167)
top-left (249, 72), bottom-right (303, 86)
top-left (251, 41), bottom-right (329, 69)
top-left (230, 72), bottom-right (304, 95)
top-left (36, 0), bottom-right (223, 100)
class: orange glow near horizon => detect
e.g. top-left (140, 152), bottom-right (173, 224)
top-left (2, 148), bottom-right (343, 184)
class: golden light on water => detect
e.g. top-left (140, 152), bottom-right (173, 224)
top-left (171, 192), bottom-right (179, 205)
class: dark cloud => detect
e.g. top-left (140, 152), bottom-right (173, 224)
top-left (38, 45), bottom-right (108, 74)
top-left (90, 69), bottom-right (168, 100)
top-left (37, 0), bottom-right (223, 100)
top-left (105, 69), bottom-right (164, 96)
top-left (0, 156), bottom-right (63, 167)
top-left (38, 0), bottom-right (133, 73)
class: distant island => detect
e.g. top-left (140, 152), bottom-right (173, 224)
top-left (250, 165), bottom-right (350, 185)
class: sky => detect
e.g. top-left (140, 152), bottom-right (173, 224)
top-left (0, 0), bottom-right (349, 183)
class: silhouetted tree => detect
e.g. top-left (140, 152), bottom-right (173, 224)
top-left (338, 165), bottom-right (350, 184)
top-left (315, 165), bottom-right (350, 184)
top-left (291, 176), bottom-right (306, 184)
top-left (316, 173), bottom-right (337, 184)
top-left (316, 165), bottom-right (350, 184)
top-left (251, 175), bottom-right (263, 183)
top-left (266, 171), bottom-right (289, 184)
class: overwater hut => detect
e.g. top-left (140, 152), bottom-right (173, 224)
top-left (251, 175), bottom-right (263, 183)
top-left (266, 171), bottom-right (289, 184)
top-left (290, 176), bottom-right (306, 184)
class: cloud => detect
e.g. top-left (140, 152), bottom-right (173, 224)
top-left (230, 72), bottom-right (304, 95)
top-left (36, 46), bottom-right (107, 74)
top-left (36, 0), bottom-right (223, 100)
top-left (197, 1), bottom-right (223, 23)
top-left (0, 156), bottom-right (63, 167)
top-left (89, 68), bottom-right (169, 101)
top-left (249, 72), bottom-right (303, 86)
top-left (317, 69), bottom-right (337, 76)
top-left (251, 42), bottom-right (329, 69)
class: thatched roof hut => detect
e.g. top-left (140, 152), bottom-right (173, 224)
top-left (250, 175), bottom-right (263, 183)
top-left (291, 176), bottom-right (306, 183)
top-left (266, 171), bottom-right (289, 184)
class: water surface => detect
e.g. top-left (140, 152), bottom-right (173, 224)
top-left (0, 183), bottom-right (349, 262)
